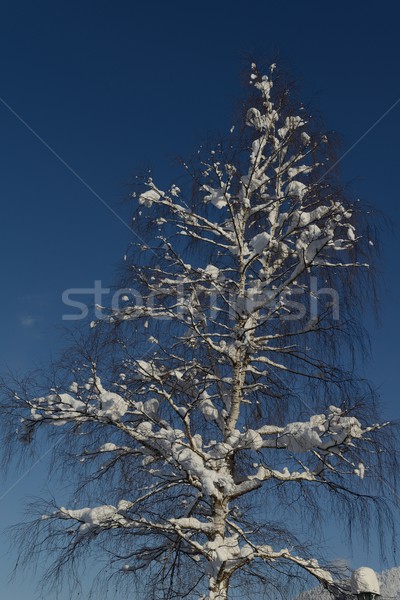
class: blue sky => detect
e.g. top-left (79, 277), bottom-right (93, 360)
top-left (0, 1), bottom-right (399, 597)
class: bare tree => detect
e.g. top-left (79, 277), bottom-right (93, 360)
top-left (1, 63), bottom-right (397, 600)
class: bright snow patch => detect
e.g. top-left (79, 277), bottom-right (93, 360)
top-left (351, 567), bottom-right (380, 594)
top-left (139, 189), bottom-right (163, 207)
top-left (203, 185), bottom-right (229, 209)
top-left (250, 232), bottom-right (270, 254)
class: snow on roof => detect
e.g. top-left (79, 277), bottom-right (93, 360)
top-left (351, 567), bottom-right (380, 594)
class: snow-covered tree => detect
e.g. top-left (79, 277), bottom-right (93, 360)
top-left (1, 63), bottom-right (397, 599)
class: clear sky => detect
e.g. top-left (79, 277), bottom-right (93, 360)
top-left (0, 1), bottom-right (399, 598)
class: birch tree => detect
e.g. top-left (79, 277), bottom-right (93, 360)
top-left (1, 63), bottom-right (396, 599)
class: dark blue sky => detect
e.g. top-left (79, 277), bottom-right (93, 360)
top-left (0, 1), bottom-right (399, 597)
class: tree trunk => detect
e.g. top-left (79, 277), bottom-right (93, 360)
top-left (208, 576), bottom-right (229, 599)
top-left (207, 500), bottom-right (230, 599)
